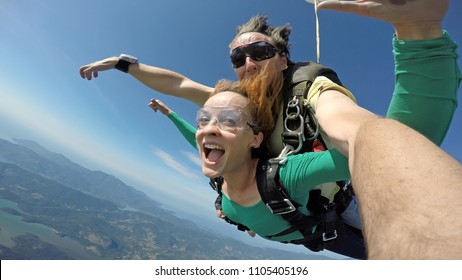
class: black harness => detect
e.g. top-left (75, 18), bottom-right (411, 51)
top-left (282, 61), bottom-right (338, 152)
top-left (210, 61), bottom-right (356, 252)
top-left (210, 158), bottom-right (352, 251)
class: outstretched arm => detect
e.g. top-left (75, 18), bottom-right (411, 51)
top-left (80, 57), bottom-right (213, 106)
top-left (314, 0), bottom-right (458, 155)
top-left (351, 118), bottom-right (462, 259)
top-left (317, 0), bottom-right (447, 40)
top-left (149, 99), bottom-right (198, 149)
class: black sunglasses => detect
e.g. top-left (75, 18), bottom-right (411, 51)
top-left (230, 41), bottom-right (278, 68)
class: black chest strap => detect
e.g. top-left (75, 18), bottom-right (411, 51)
top-left (256, 158), bottom-right (345, 251)
top-left (210, 177), bottom-right (250, 232)
top-left (210, 160), bottom-right (344, 250)
top-left (256, 159), bottom-right (320, 239)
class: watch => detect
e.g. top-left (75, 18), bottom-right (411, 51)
top-left (114, 54), bottom-right (139, 73)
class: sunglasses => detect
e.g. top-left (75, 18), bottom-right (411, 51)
top-left (196, 106), bottom-right (256, 133)
top-left (230, 41), bottom-right (278, 68)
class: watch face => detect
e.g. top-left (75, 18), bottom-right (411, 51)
top-left (120, 54), bottom-right (138, 64)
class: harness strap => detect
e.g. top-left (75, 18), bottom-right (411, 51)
top-left (282, 82), bottom-right (307, 152)
top-left (282, 61), bottom-right (341, 153)
top-left (209, 62), bottom-right (355, 252)
top-left (210, 177), bottom-right (251, 232)
top-left (257, 159), bottom-right (321, 240)
top-left (333, 180), bottom-right (354, 215)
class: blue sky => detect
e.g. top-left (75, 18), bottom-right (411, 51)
top-left (0, 0), bottom-right (461, 258)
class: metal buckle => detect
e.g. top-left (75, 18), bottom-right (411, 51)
top-left (284, 114), bottom-right (305, 133)
top-left (266, 199), bottom-right (297, 215)
top-left (322, 230), bottom-right (338, 242)
top-left (272, 145), bottom-right (294, 165)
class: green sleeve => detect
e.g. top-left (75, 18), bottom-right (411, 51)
top-left (167, 112), bottom-right (198, 150)
top-left (278, 149), bottom-right (350, 194)
top-left (387, 31), bottom-right (461, 145)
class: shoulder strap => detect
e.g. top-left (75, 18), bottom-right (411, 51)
top-left (282, 62), bottom-right (341, 154)
top-left (289, 61), bottom-right (342, 86)
top-left (210, 177), bottom-right (250, 232)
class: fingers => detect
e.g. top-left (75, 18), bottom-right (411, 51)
top-left (79, 66), bottom-right (90, 79)
top-left (79, 57), bottom-right (117, 80)
top-left (247, 230), bottom-right (256, 237)
top-left (149, 99), bottom-right (173, 116)
top-left (216, 210), bottom-right (226, 219)
top-left (317, 1), bottom-right (369, 17)
top-left (149, 98), bottom-right (161, 109)
top-left (79, 65), bottom-right (98, 80)
top-left (317, 0), bottom-right (448, 28)
top-left (148, 99), bottom-right (158, 112)
top-left (79, 67), bottom-right (86, 79)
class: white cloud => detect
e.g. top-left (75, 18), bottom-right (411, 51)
top-left (181, 150), bottom-right (202, 168)
top-left (151, 147), bottom-right (202, 180)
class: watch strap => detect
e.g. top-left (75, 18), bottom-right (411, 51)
top-left (114, 59), bottom-right (131, 73)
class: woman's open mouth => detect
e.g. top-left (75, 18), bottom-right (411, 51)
top-left (203, 143), bottom-right (225, 164)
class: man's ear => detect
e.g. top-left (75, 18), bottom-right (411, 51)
top-left (278, 53), bottom-right (288, 70)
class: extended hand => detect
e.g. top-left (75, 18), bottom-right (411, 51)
top-left (317, 0), bottom-right (448, 40)
top-left (148, 99), bottom-right (173, 116)
top-left (79, 57), bottom-right (119, 80)
top-left (317, 0), bottom-right (448, 27)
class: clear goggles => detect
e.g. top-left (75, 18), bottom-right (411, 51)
top-left (196, 106), bottom-right (256, 133)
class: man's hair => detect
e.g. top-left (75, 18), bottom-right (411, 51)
top-left (232, 14), bottom-right (292, 60)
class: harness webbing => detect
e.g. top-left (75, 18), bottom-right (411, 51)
top-left (256, 157), bottom-right (341, 250)
top-left (257, 159), bottom-right (320, 237)
top-left (210, 61), bottom-right (352, 251)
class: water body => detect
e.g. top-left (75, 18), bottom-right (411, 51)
top-left (0, 198), bottom-right (94, 259)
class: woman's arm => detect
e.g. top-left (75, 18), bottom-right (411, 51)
top-left (387, 32), bottom-right (461, 145)
top-left (167, 112), bottom-right (198, 149)
top-left (149, 99), bottom-right (198, 149)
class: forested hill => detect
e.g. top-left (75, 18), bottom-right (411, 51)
top-left (0, 138), bottom-right (328, 260)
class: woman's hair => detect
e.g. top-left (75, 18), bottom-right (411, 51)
top-left (230, 14), bottom-right (292, 61)
top-left (212, 64), bottom-right (284, 157)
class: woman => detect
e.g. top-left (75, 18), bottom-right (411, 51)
top-left (196, 72), bottom-right (366, 258)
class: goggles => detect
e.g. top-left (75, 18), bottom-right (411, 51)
top-left (230, 41), bottom-right (278, 68)
top-left (196, 106), bottom-right (256, 133)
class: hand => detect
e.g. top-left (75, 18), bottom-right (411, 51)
top-left (148, 99), bottom-right (173, 116)
top-left (215, 209), bottom-right (255, 237)
top-left (216, 209), bottom-right (226, 219)
top-left (317, 0), bottom-right (448, 40)
top-left (246, 230), bottom-right (256, 237)
top-left (79, 57), bottom-right (119, 80)
top-left (317, 0), bottom-right (448, 24)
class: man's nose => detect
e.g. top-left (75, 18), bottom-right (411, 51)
top-left (244, 56), bottom-right (258, 73)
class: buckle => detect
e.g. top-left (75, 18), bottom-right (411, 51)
top-left (266, 199), bottom-right (296, 215)
top-left (322, 230), bottom-right (338, 242)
